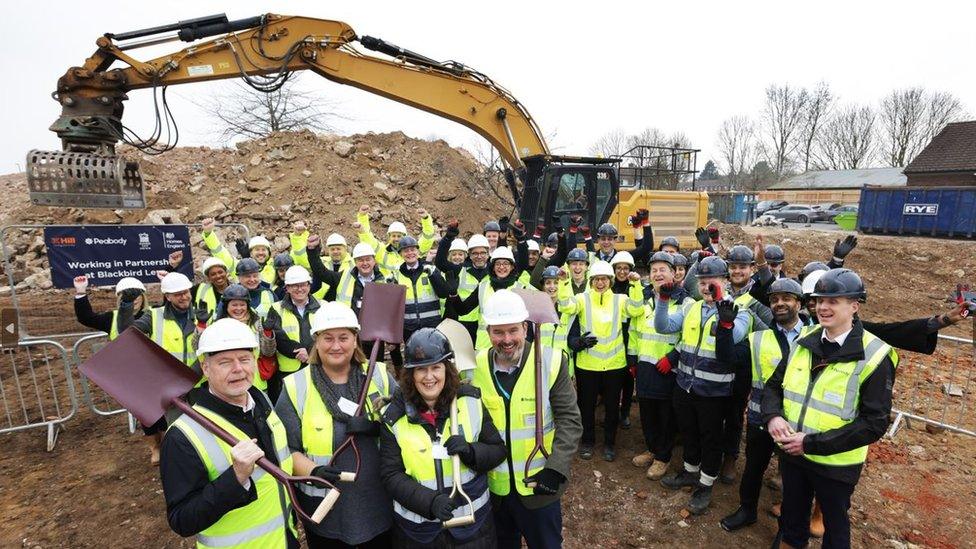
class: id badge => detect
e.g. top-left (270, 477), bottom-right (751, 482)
top-left (432, 443), bottom-right (450, 460)
top-left (337, 397), bottom-right (359, 416)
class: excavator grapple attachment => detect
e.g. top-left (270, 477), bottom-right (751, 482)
top-left (26, 150), bottom-right (146, 209)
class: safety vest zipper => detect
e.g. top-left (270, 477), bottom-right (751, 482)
top-left (794, 366), bottom-right (820, 433)
top-left (687, 313), bottom-right (708, 393)
top-left (433, 432), bottom-right (445, 492)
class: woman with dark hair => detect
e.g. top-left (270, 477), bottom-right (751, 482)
top-left (380, 328), bottom-right (507, 548)
top-left (199, 283), bottom-right (276, 392)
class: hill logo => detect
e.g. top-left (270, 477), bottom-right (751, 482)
top-left (903, 204), bottom-right (938, 216)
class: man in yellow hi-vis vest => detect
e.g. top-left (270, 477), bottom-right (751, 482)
top-left (762, 269), bottom-right (897, 549)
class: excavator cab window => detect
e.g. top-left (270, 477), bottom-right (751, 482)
top-left (539, 165), bottom-right (617, 232)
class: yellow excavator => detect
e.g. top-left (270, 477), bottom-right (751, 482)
top-left (27, 13), bottom-right (707, 247)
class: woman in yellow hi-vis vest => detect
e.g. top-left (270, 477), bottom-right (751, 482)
top-left (274, 302), bottom-right (397, 548)
top-left (379, 328), bottom-right (507, 548)
top-left (196, 284), bottom-right (276, 393)
top-left (762, 269), bottom-right (897, 549)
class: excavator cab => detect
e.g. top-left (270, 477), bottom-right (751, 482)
top-left (517, 156), bottom-right (620, 238)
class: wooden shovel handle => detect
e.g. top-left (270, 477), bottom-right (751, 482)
top-left (328, 342), bottom-right (382, 479)
top-left (524, 328), bottom-right (550, 483)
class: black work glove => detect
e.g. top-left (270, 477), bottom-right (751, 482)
top-left (344, 414), bottom-right (379, 436)
top-left (443, 434), bottom-right (474, 462)
top-left (524, 468), bottom-right (565, 495)
top-left (833, 235), bottom-right (858, 262)
top-left (498, 216), bottom-right (510, 233)
top-left (234, 238), bottom-right (250, 258)
top-left (429, 493), bottom-right (457, 522)
top-left (580, 332), bottom-right (598, 349)
top-left (511, 219), bottom-right (526, 240)
top-left (194, 306), bottom-right (211, 325)
top-left (445, 219), bottom-right (460, 240)
top-left (716, 298), bottom-right (739, 325)
top-left (119, 288), bottom-right (142, 303)
top-left (311, 464), bottom-right (343, 483)
top-left (695, 227), bottom-right (710, 249)
top-left (263, 313), bottom-right (282, 333)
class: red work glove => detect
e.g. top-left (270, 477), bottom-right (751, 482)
top-left (658, 282), bottom-right (675, 301)
top-left (533, 223), bottom-right (546, 239)
top-left (581, 226), bottom-right (592, 239)
top-left (628, 213), bottom-right (642, 229)
top-left (698, 250), bottom-right (713, 258)
top-left (569, 215), bottom-right (581, 233)
top-left (638, 208), bottom-right (651, 227)
top-left (709, 281), bottom-right (724, 302)
top-left (708, 227), bottom-right (720, 244)
top-left (656, 355), bottom-right (672, 375)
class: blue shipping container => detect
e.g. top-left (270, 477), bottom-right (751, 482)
top-left (858, 186), bottom-right (976, 238)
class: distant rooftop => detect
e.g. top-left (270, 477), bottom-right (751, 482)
top-left (769, 167), bottom-right (906, 190)
top-left (904, 120), bottom-right (976, 174)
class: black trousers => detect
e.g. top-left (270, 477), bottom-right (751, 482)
top-left (638, 397), bottom-right (676, 462)
top-left (672, 387), bottom-right (728, 478)
top-left (779, 459), bottom-right (856, 549)
top-left (493, 494), bottom-right (562, 549)
top-left (392, 517), bottom-right (496, 548)
top-left (576, 367), bottom-right (627, 446)
top-left (306, 528), bottom-right (391, 548)
top-left (620, 355), bottom-right (636, 420)
top-left (739, 424), bottom-right (776, 511)
top-left (721, 378), bottom-right (751, 457)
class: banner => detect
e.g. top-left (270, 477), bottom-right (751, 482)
top-left (44, 225), bottom-right (193, 289)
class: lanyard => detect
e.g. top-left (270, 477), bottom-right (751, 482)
top-left (492, 368), bottom-right (512, 401)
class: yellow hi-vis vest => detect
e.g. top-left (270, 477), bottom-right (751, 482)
top-left (558, 287), bottom-right (643, 372)
top-left (635, 299), bottom-right (681, 365)
top-left (474, 278), bottom-right (527, 350)
top-left (395, 269), bottom-right (441, 328)
top-left (150, 306), bottom-right (198, 370)
top-left (745, 325), bottom-right (815, 417)
top-left (109, 310), bottom-right (122, 340)
top-left (782, 328), bottom-right (898, 467)
top-left (270, 301), bottom-right (317, 374)
top-left (195, 283), bottom-right (220, 322)
top-left (471, 346), bottom-right (561, 496)
top-left (456, 268), bottom-right (483, 323)
top-left (733, 292), bottom-right (757, 331)
top-left (388, 395), bottom-right (489, 524)
top-left (168, 401), bottom-right (297, 549)
top-left (202, 231), bottom-right (276, 285)
top-left (281, 363), bottom-right (393, 498)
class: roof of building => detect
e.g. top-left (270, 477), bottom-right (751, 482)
top-left (904, 121), bottom-right (976, 174)
top-left (769, 167), bottom-right (906, 190)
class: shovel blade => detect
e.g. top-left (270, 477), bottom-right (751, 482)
top-left (78, 328), bottom-right (200, 426)
top-left (360, 283), bottom-right (406, 344)
top-left (512, 288), bottom-right (559, 325)
top-left (436, 319), bottom-right (476, 372)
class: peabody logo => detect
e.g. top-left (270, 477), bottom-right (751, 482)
top-left (85, 237), bottom-right (127, 246)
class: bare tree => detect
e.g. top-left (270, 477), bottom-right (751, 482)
top-left (814, 104), bottom-right (876, 170)
top-left (716, 115), bottom-right (756, 190)
top-left (588, 128), bottom-right (629, 157)
top-left (469, 140), bottom-right (517, 208)
top-left (923, 91), bottom-right (966, 145)
top-left (194, 75), bottom-right (344, 141)
top-left (760, 84), bottom-right (809, 180)
top-left (877, 87), bottom-right (926, 167)
top-left (796, 81), bottom-right (833, 172)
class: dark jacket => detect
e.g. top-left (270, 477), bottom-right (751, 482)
top-left (761, 320), bottom-right (895, 485)
top-left (160, 386), bottom-right (298, 548)
top-left (119, 299), bottom-right (195, 343)
top-left (589, 225), bottom-right (654, 265)
top-left (800, 312), bottom-right (940, 355)
top-left (397, 261), bottom-right (453, 332)
top-left (306, 242), bottom-right (344, 302)
top-left (265, 295), bottom-right (321, 360)
top-left (73, 294), bottom-right (147, 334)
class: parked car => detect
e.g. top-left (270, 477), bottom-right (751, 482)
top-left (756, 199), bottom-right (788, 216)
top-left (769, 204), bottom-right (827, 223)
top-left (824, 204), bottom-right (858, 221)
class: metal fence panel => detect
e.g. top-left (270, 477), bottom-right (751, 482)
top-left (0, 339), bottom-right (77, 450)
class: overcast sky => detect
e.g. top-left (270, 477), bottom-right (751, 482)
top-left (2, 1), bottom-right (974, 175)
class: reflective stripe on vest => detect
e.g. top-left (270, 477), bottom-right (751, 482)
top-left (253, 291), bottom-right (274, 319)
top-left (109, 310), bottom-right (121, 340)
top-left (734, 292), bottom-right (756, 331)
top-left (676, 301), bottom-right (734, 395)
top-left (474, 279), bottom-right (526, 350)
top-left (396, 270), bottom-right (441, 323)
top-left (271, 301), bottom-right (316, 373)
top-left (575, 291), bottom-right (625, 370)
top-left (782, 329), bottom-right (897, 466)
top-left (636, 300), bottom-right (680, 365)
top-left (196, 283), bottom-right (218, 321)
top-left (456, 268), bottom-right (482, 322)
top-left (151, 307), bottom-right (198, 369)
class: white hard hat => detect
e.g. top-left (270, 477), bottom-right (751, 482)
top-left (467, 234), bottom-right (490, 251)
top-left (352, 242), bottom-right (375, 259)
top-left (802, 270), bottom-right (827, 296)
top-left (326, 233), bottom-right (347, 247)
top-left (588, 261), bottom-right (614, 279)
top-left (284, 265), bottom-right (312, 285)
top-left (387, 222), bottom-right (407, 236)
top-left (311, 301), bottom-right (361, 335)
top-left (610, 251), bottom-right (635, 267)
top-left (114, 277), bottom-right (146, 295)
top-left (197, 318), bottom-right (258, 355)
top-left (248, 235), bottom-right (272, 250)
top-left (200, 257), bottom-right (227, 275)
top-left (160, 272), bottom-right (193, 294)
top-left (526, 239), bottom-right (540, 252)
top-left (482, 289), bottom-right (529, 326)
top-left (489, 246), bottom-right (515, 263)
top-left (449, 238), bottom-right (468, 253)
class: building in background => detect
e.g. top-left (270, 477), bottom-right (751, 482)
top-left (903, 121), bottom-right (976, 187)
top-left (757, 167), bottom-right (906, 205)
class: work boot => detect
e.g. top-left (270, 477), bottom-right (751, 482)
top-left (632, 451), bottom-right (653, 468)
top-left (147, 432), bottom-right (162, 466)
top-left (809, 502), bottom-right (824, 538)
top-left (688, 484), bottom-right (713, 515)
top-left (646, 460), bottom-right (669, 481)
top-left (578, 444), bottom-right (594, 460)
top-left (719, 454), bottom-right (737, 485)
top-left (661, 470), bottom-right (699, 490)
top-left (720, 506), bottom-right (758, 532)
top-left (603, 446), bottom-right (616, 462)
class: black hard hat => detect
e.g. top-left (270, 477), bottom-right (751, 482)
top-left (764, 244), bottom-right (785, 264)
top-left (648, 251), bottom-right (675, 268)
top-left (698, 256), bottom-right (730, 278)
top-left (726, 245), bottom-right (755, 265)
top-left (483, 220), bottom-right (501, 233)
top-left (671, 253), bottom-right (689, 267)
top-left (597, 223), bottom-right (619, 237)
top-left (403, 328), bottom-right (454, 369)
top-left (398, 235), bottom-right (419, 250)
top-left (236, 257), bottom-right (261, 276)
top-left (541, 265), bottom-right (561, 280)
top-left (546, 232), bottom-right (559, 248)
top-left (273, 252), bottom-right (294, 269)
top-left (811, 268), bottom-right (866, 302)
top-left (659, 236), bottom-right (680, 251)
top-left (799, 261), bottom-right (829, 282)
top-left (566, 248), bottom-right (589, 263)
top-left (689, 250), bottom-right (701, 264)
top-left (767, 278), bottom-right (803, 299)
top-left (221, 283), bottom-right (250, 303)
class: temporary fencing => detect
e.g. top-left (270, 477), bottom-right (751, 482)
top-left (0, 339), bottom-right (76, 450)
top-left (888, 330), bottom-right (976, 438)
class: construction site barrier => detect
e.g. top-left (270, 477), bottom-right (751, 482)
top-left (71, 333), bottom-right (137, 433)
top-left (888, 332), bottom-right (976, 438)
top-left (0, 339), bottom-right (77, 451)
top-left (0, 222), bottom-right (250, 340)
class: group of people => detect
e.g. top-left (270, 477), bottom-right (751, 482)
top-left (72, 205), bottom-right (973, 549)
